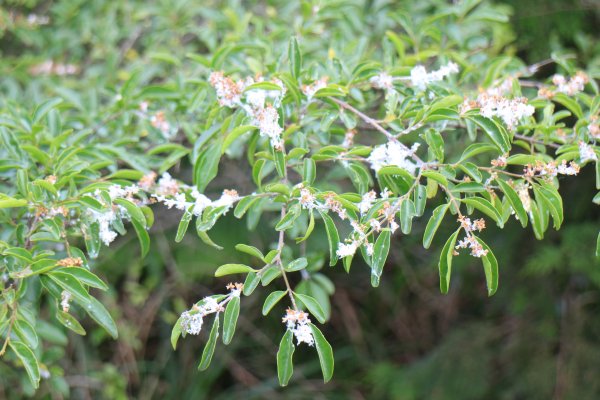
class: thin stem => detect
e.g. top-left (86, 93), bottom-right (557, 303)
top-left (328, 97), bottom-right (424, 164)
top-left (514, 133), bottom-right (561, 149)
top-left (275, 206), bottom-right (298, 310)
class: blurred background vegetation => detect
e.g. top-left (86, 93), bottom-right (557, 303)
top-left (1, 0), bottom-right (599, 399)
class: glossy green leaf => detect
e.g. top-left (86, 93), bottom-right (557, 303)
top-left (439, 229), bottom-right (460, 294)
top-left (309, 323), bottom-right (334, 383)
top-left (223, 297), bottom-right (240, 345)
top-left (294, 293), bottom-right (327, 324)
top-left (262, 290), bottom-right (288, 316)
top-left (198, 315), bottom-right (220, 371)
top-left (9, 341), bottom-right (40, 389)
top-left (371, 230), bottom-right (391, 287)
top-left (214, 264), bottom-right (256, 277)
top-left (318, 211), bottom-right (339, 266)
top-left (277, 330), bottom-right (295, 386)
top-left (423, 204), bottom-right (449, 249)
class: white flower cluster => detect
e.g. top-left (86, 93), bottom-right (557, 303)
top-left (336, 241), bottom-right (359, 258)
top-left (410, 62), bottom-right (459, 91)
top-left (336, 189), bottom-right (397, 259)
top-left (29, 61), bottom-right (79, 76)
top-left (524, 160), bottom-right (580, 178)
top-left (85, 183), bottom-right (141, 246)
top-left (282, 309), bottom-right (314, 346)
top-left (358, 191), bottom-right (377, 214)
top-left (553, 72), bottom-right (589, 96)
top-left (370, 72), bottom-right (394, 90)
top-left (296, 187), bottom-right (349, 220)
top-left (455, 235), bottom-right (489, 258)
top-left (142, 172), bottom-right (239, 217)
top-left (180, 283), bottom-right (242, 336)
top-left (209, 71), bottom-right (287, 149)
top-left (455, 216), bottom-right (488, 258)
top-left (301, 77), bottom-right (328, 100)
top-left (579, 142), bottom-right (598, 163)
top-left (516, 183), bottom-right (532, 213)
top-left (367, 141), bottom-right (421, 173)
top-left (477, 94), bottom-right (535, 130)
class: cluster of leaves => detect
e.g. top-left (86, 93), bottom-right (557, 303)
top-left (0, 0), bottom-right (598, 395)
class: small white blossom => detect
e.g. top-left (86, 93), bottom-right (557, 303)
top-left (478, 94), bottom-right (534, 130)
top-left (367, 141), bottom-right (421, 174)
top-left (180, 310), bottom-right (204, 335)
top-left (254, 106), bottom-right (284, 149)
top-left (212, 189), bottom-right (240, 210)
top-left (336, 241), bottom-right (358, 258)
top-left (358, 191), bottom-right (377, 214)
top-left (553, 72), bottom-right (589, 96)
top-left (579, 142), bottom-right (597, 163)
top-left (302, 78), bottom-right (328, 100)
top-left (282, 309), bottom-right (314, 346)
top-left (299, 188), bottom-right (317, 209)
top-left (365, 242), bottom-right (374, 256)
top-left (370, 72), bottom-right (394, 90)
top-left (410, 62), bottom-right (459, 91)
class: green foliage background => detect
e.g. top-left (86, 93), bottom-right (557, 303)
top-left (1, 0), bottom-right (599, 398)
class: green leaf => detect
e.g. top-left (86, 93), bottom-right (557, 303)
top-left (534, 182), bottom-right (563, 230)
top-left (303, 158), bottom-right (316, 184)
top-left (371, 230), bottom-right (391, 287)
top-left (288, 36), bottom-right (302, 79)
top-left (198, 315), bottom-right (220, 371)
top-left (458, 143), bottom-right (498, 162)
top-left (421, 170), bottom-right (448, 186)
top-left (294, 293), bottom-right (327, 324)
top-left (56, 310), bottom-right (86, 335)
top-left (243, 272), bottom-right (260, 296)
top-left (175, 208), bottom-right (193, 243)
top-left (131, 217), bottom-right (150, 257)
top-left (83, 297), bottom-right (118, 339)
top-left (553, 93), bottom-right (583, 119)
top-left (234, 196), bottom-right (259, 218)
top-left (277, 330), bottom-right (295, 386)
top-left (467, 115), bottom-right (511, 153)
top-left (272, 145), bottom-right (286, 178)
top-left (0, 197), bottom-right (28, 208)
top-left (309, 323), bottom-right (334, 382)
top-left (33, 98), bottom-right (63, 123)
top-left (9, 341), bottom-right (40, 389)
top-left (194, 140), bottom-right (222, 192)
top-left (285, 257), bottom-right (308, 272)
top-left (214, 264), bottom-right (256, 277)
top-left (53, 267), bottom-right (108, 291)
top-left (222, 125), bottom-right (256, 153)
top-left (475, 238), bottom-right (499, 296)
top-left (496, 179), bottom-right (527, 228)
top-left (462, 197), bottom-right (504, 227)
top-left (47, 271), bottom-right (90, 303)
top-left (171, 317), bottom-right (182, 350)
top-left (262, 290), bottom-right (288, 316)
top-left (234, 244), bottom-right (264, 260)
top-left (439, 229), bottom-right (460, 294)
top-left (296, 210), bottom-right (315, 243)
top-left (423, 204), bottom-right (449, 249)
top-left (14, 319), bottom-right (38, 349)
top-left (223, 297), bottom-right (240, 345)
top-left (400, 200), bottom-right (415, 234)
top-left (276, 204), bottom-right (300, 231)
top-left (318, 211), bottom-right (339, 266)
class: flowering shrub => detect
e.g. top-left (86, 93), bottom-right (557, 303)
top-left (0, 0), bottom-right (599, 394)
